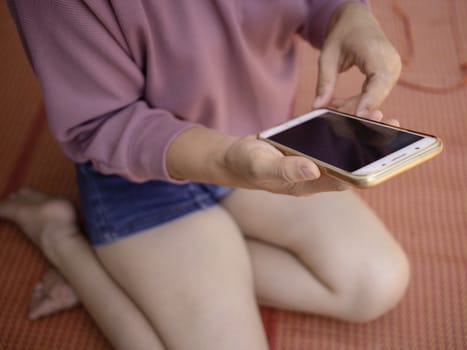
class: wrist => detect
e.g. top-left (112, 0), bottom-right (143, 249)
top-left (325, 2), bottom-right (374, 42)
top-left (207, 132), bottom-right (239, 185)
top-left (166, 126), bottom-right (239, 185)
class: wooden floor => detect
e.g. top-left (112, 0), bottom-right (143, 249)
top-left (0, 1), bottom-right (466, 349)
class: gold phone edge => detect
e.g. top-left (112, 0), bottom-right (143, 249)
top-left (258, 136), bottom-right (443, 188)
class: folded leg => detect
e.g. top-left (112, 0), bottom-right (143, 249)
top-left (0, 188), bottom-right (164, 349)
top-left (222, 189), bottom-right (410, 322)
top-left (95, 205), bottom-right (269, 350)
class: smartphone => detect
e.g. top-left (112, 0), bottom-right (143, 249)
top-left (258, 108), bottom-right (443, 188)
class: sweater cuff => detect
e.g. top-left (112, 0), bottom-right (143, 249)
top-left (128, 115), bottom-right (201, 183)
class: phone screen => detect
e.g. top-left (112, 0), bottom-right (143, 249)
top-left (267, 112), bottom-right (423, 172)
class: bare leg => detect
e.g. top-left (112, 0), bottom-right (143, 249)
top-left (221, 189), bottom-right (410, 322)
top-left (0, 188), bottom-right (164, 350)
top-left (1, 186), bottom-right (408, 350)
top-left (96, 206), bottom-right (269, 350)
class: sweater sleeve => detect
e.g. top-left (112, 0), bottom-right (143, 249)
top-left (300, 0), bottom-right (369, 48)
top-left (7, 0), bottom-right (198, 183)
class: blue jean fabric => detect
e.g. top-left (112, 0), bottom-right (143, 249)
top-left (76, 162), bottom-right (233, 246)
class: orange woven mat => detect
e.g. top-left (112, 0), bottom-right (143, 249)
top-left (0, 1), bottom-right (465, 349)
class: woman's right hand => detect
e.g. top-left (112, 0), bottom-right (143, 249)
top-left (220, 135), bottom-right (349, 196)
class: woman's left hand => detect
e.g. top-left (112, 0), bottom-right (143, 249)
top-left (313, 2), bottom-right (402, 117)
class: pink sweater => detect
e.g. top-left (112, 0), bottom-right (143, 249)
top-left (8, 0), bottom-right (365, 182)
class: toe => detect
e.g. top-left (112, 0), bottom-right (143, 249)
top-left (28, 297), bottom-right (58, 320)
top-left (29, 286), bottom-right (79, 320)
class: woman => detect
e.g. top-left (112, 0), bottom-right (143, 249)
top-left (3, 1), bottom-right (408, 349)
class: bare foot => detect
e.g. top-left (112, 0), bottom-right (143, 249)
top-left (29, 266), bottom-right (79, 320)
top-left (0, 188), bottom-right (81, 319)
top-left (0, 188), bottom-right (77, 248)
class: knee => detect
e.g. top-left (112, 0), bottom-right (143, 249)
top-left (339, 246), bottom-right (410, 323)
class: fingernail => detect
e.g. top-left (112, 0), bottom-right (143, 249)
top-left (301, 166), bottom-right (319, 179)
top-left (356, 108), bottom-right (369, 117)
top-left (313, 95), bottom-right (324, 108)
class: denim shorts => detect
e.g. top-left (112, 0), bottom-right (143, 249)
top-left (75, 162), bottom-right (233, 246)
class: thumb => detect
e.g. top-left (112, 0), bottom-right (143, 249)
top-left (314, 47), bottom-right (339, 109)
top-left (272, 156), bottom-right (320, 183)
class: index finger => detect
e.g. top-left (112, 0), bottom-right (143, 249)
top-left (356, 72), bottom-right (398, 117)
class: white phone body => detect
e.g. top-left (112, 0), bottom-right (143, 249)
top-left (258, 108), bottom-right (443, 187)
